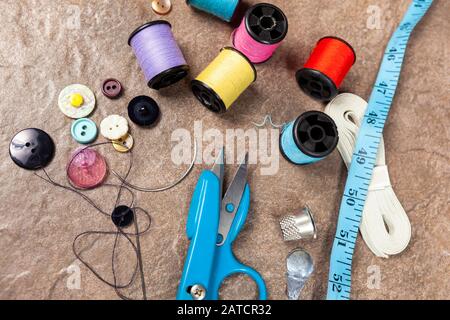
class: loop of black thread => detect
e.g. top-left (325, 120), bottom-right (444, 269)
top-left (35, 142), bottom-right (150, 300)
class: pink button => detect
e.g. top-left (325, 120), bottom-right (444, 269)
top-left (67, 148), bottom-right (108, 189)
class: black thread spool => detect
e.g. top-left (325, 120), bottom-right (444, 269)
top-left (280, 111), bottom-right (339, 165)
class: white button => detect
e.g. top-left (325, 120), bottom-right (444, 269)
top-left (100, 115), bottom-right (129, 140)
top-left (58, 84), bottom-right (96, 119)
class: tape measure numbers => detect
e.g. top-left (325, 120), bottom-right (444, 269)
top-left (327, 0), bottom-right (434, 300)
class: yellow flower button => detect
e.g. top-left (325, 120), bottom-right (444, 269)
top-left (70, 93), bottom-right (84, 108)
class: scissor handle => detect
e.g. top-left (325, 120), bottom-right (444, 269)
top-left (208, 183), bottom-right (267, 300)
top-left (232, 263), bottom-right (267, 300)
top-left (177, 170), bottom-right (221, 300)
top-left (209, 249), bottom-right (267, 300)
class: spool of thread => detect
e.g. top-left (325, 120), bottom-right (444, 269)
top-left (186, 0), bottom-right (240, 22)
top-left (232, 3), bottom-right (288, 64)
top-left (280, 111), bottom-right (339, 165)
top-left (128, 21), bottom-right (189, 90)
top-left (296, 37), bottom-right (356, 101)
top-left (191, 47), bottom-right (256, 113)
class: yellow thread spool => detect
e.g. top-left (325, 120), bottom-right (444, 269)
top-left (192, 47), bottom-right (257, 113)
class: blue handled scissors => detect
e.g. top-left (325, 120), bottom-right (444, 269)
top-left (177, 149), bottom-right (267, 300)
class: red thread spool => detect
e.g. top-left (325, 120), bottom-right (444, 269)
top-left (296, 37), bottom-right (356, 101)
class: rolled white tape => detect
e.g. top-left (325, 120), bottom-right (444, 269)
top-left (325, 93), bottom-right (411, 258)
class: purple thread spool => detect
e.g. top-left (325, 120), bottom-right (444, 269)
top-left (128, 21), bottom-right (189, 90)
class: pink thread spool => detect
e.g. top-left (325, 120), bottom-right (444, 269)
top-left (232, 3), bottom-right (288, 64)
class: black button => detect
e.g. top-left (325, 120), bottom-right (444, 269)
top-left (9, 128), bottom-right (55, 170)
top-left (111, 206), bottom-right (135, 228)
top-left (128, 96), bottom-right (160, 127)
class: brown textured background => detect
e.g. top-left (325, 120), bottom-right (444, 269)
top-left (0, 0), bottom-right (449, 300)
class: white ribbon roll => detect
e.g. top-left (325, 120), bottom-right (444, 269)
top-left (325, 93), bottom-right (411, 258)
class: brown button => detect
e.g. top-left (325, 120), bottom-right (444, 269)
top-left (152, 0), bottom-right (172, 15)
top-left (102, 79), bottom-right (123, 99)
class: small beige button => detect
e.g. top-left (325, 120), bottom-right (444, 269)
top-left (112, 134), bottom-right (134, 153)
top-left (152, 0), bottom-right (172, 15)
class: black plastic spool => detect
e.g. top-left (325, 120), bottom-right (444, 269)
top-left (128, 20), bottom-right (189, 90)
top-left (111, 206), bottom-right (135, 228)
top-left (191, 47), bottom-right (257, 114)
top-left (9, 128), bottom-right (55, 170)
top-left (280, 111), bottom-right (339, 165)
top-left (296, 37), bottom-right (356, 102)
top-left (296, 68), bottom-right (338, 102)
top-left (244, 3), bottom-right (288, 45)
top-left (128, 96), bottom-right (161, 127)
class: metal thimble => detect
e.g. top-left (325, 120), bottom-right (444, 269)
top-left (280, 206), bottom-right (317, 242)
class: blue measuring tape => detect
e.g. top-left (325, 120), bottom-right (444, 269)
top-left (327, 0), bottom-right (434, 300)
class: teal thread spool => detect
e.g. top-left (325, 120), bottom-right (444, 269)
top-left (186, 0), bottom-right (240, 22)
top-left (280, 111), bottom-right (339, 165)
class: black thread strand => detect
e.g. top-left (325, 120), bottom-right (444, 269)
top-left (34, 142), bottom-right (150, 300)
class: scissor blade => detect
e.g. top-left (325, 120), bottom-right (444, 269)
top-left (217, 153), bottom-right (248, 246)
top-left (211, 148), bottom-right (225, 197)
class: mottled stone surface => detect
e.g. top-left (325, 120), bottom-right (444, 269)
top-left (0, 0), bottom-right (448, 300)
